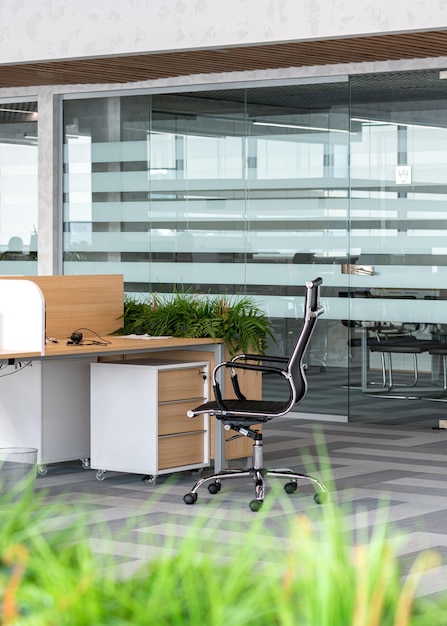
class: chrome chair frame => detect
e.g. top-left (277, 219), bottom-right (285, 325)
top-left (183, 278), bottom-right (328, 512)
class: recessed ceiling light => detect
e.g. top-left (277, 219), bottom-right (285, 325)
top-left (0, 107), bottom-right (36, 114)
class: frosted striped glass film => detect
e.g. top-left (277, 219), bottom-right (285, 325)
top-left (62, 86), bottom-right (350, 311)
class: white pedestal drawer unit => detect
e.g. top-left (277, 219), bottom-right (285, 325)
top-left (90, 358), bottom-right (210, 482)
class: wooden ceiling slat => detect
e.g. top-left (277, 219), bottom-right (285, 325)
top-left (1, 29), bottom-right (447, 88)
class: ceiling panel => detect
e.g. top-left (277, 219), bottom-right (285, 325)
top-left (1, 29), bottom-right (447, 89)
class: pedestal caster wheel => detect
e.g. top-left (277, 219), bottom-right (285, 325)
top-left (207, 482), bottom-right (221, 495)
top-left (96, 469), bottom-right (107, 481)
top-left (314, 492), bottom-right (328, 504)
top-left (143, 475), bottom-right (157, 485)
top-left (38, 464), bottom-right (48, 476)
top-left (183, 492), bottom-right (198, 505)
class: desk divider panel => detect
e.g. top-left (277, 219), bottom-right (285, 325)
top-left (3, 274), bottom-right (124, 340)
top-left (0, 279), bottom-right (45, 354)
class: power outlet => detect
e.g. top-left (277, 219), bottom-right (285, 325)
top-left (439, 420), bottom-right (447, 429)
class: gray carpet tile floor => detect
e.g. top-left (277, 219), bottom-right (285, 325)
top-left (35, 416), bottom-right (447, 599)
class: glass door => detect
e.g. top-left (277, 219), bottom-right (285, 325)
top-left (244, 78), bottom-right (351, 422)
top-left (348, 69), bottom-right (447, 427)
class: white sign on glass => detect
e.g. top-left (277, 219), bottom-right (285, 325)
top-left (395, 165), bottom-right (412, 185)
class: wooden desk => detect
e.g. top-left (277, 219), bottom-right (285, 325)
top-left (0, 349), bottom-right (41, 359)
top-left (0, 336), bottom-right (226, 473)
top-left (43, 336), bottom-right (220, 358)
top-left (0, 275), bottom-right (260, 475)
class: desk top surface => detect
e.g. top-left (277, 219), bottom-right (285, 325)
top-left (0, 336), bottom-right (222, 361)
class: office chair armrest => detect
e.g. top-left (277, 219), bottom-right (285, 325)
top-left (213, 360), bottom-right (288, 401)
top-left (213, 360), bottom-right (286, 381)
top-left (231, 353), bottom-right (289, 365)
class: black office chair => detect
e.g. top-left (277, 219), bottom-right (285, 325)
top-left (183, 277), bottom-right (328, 511)
top-left (367, 323), bottom-right (443, 397)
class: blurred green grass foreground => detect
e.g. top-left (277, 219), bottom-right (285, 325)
top-left (0, 459), bottom-right (445, 626)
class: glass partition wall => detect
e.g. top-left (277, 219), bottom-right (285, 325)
top-left (347, 70), bottom-right (447, 426)
top-left (0, 101), bottom-right (38, 274)
top-left (63, 79), bottom-right (351, 422)
top-left (62, 70), bottom-right (447, 425)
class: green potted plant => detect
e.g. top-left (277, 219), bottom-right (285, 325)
top-left (115, 289), bottom-right (274, 356)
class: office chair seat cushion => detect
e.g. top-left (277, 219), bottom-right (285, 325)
top-left (192, 398), bottom-right (294, 421)
top-left (369, 340), bottom-right (442, 354)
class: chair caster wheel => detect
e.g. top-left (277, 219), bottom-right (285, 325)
top-left (183, 492), bottom-right (198, 505)
top-left (314, 492), bottom-right (327, 504)
top-left (207, 482), bottom-right (221, 494)
top-left (284, 481), bottom-right (297, 494)
top-left (249, 499), bottom-right (263, 512)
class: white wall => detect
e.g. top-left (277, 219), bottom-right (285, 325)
top-left (1, 0), bottom-right (447, 65)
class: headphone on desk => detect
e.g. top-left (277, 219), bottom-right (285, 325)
top-left (69, 331), bottom-right (83, 345)
top-left (66, 328), bottom-right (111, 346)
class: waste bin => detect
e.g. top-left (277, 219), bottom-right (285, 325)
top-left (0, 447), bottom-right (38, 502)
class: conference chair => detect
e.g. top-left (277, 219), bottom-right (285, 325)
top-left (367, 323), bottom-right (443, 398)
top-left (183, 277), bottom-right (328, 511)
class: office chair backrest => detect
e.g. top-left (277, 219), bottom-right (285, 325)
top-left (287, 278), bottom-right (324, 406)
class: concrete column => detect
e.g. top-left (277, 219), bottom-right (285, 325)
top-left (37, 87), bottom-right (62, 275)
